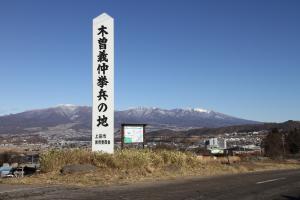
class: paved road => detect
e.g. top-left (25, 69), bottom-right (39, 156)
top-left (0, 169), bottom-right (300, 200)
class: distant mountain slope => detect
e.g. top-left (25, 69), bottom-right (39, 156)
top-left (148, 120), bottom-right (300, 137)
top-left (115, 107), bottom-right (259, 129)
top-left (0, 105), bottom-right (260, 134)
top-left (0, 105), bottom-right (91, 134)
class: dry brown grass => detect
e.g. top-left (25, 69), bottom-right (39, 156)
top-left (2, 149), bottom-right (300, 186)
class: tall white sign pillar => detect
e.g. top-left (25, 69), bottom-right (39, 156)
top-left (92, 13), bottom-right (114, 153)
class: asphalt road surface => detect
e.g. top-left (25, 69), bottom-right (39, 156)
top-left (0, 169), bottom-right (300, 200)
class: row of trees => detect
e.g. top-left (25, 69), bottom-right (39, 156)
top-left (263, 128), bottom-right (300, 158)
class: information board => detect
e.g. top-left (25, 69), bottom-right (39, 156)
top-left (123, 126), bottom-right (144, 144)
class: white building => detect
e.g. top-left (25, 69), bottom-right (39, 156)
top-left (206, 138), bottom-right (227, 154)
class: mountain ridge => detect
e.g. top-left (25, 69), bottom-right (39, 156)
top-left (0, 105), bottom-right (260, 135)
top-left (148, 120), bottom-right (300, 137)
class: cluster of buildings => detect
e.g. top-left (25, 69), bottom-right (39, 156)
top-left (204, 131), bottom-right (267, 155)
top-left (0, 129), bottom-right (268, 156)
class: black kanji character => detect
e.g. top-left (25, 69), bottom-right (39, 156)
top-left (97, 63), bottom-right (109, 75)
top-left (98, 103), bottom-right (108, 112)
top-left (97, 50), bottom-right (108, 62)
top-left (98, 37), bottom-right (108, 49)
top-left (97, 76), bottom-right (109, 88)
top-left (97, 115), bottom-right (108, 127)
top-left (98, 25), bottom-right (108, 37)
top-left (97, 89), bottom-right (108, 101)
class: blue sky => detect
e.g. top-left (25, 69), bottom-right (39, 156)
top-left (0, 0), bottom-right (299, 122)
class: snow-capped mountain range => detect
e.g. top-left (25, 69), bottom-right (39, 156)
top-left (0, 105), bottom-right (259, 134)
top-left (115, 106), bottom-right (258, 129)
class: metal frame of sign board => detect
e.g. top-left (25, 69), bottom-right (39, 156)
top-left (121, 124), bottom-right (147, 149)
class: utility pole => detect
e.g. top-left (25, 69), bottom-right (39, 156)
top-left (282, 133), bottom-right (286, 158)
